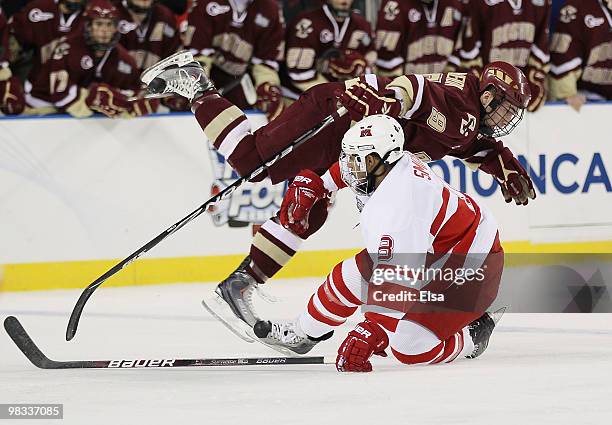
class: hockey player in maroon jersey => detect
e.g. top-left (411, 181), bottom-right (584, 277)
top-left (114, 0), bottom-right (182, 71)
top-left (252, 115), bottom-right (505, 370)
top-left (0, 3), bottom-right (25, 114)
top-left (450, 0), bottom-right (551, 112)
top-left (183, 0), bottom-right (285, 120)
top-left (549, 0), bottom-right (612, 112)
top-left (284, 0), bottom-right (375, 95)
top-left (141, 51), bottom-right (535, 327)
top-left (375, 0), bottom-right (465, 76)
top-left (26, 0), bottom-right (157, 117)
top-left (8, 0), bottom-right (86, 84)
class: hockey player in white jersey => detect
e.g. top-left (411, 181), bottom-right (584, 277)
top-left (253, 114), bottom-right (505, 372)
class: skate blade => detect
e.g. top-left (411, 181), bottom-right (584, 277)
top-left (244, 327), bottom-right (303, 357)
top-left (491, 306), bottom-right (507, 326)
top-left (201, 295), bottom-right (255, 344)
top-left (141, 50), bottom-right (195, 84)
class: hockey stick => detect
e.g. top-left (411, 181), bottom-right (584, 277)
top-left (5, 316), bottom-right (329, 369)
top-left (65, 107), bottom-right (348, 341)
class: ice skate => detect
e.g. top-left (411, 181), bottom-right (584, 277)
top-left (140, 50), bottom-right (215, 101)
top-left (466, 307), bottom-right (506, 359)
top-left (202, 256), bottom-right (265, 343)
top-left (214, 256), bottom-right (261, 327)
top-left (252, 319), bottom-right (333, 356)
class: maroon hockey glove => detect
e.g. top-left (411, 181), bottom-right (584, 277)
top-left (128, 96), bottom-right (160, 117)
top-left (280, 170), bottom-right (328, 235)
top-left (256, 82), bottom-right (283, 121)
top-left (328, 49), bottom-right (367, 81)
top-left (479, 142), bottom-right (536, 206)
top-left (526, 67), bottom-right (546, 112)
top-left (86, 83), bottom-right (131, 118)
top-left (0, 76), bottom-right (25, 115)
top-left (335, 82), bottom-right (401, 122)
top-left (336, 320), bottom-right (389, 372)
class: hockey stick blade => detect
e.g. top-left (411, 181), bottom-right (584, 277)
top-left (65, 107), bottom-right (348, 341)
top-left (5, 316), bottom-right (330, 369)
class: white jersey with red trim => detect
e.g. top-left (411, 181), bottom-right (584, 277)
top-left (324, 152), bottom-right (499, 256)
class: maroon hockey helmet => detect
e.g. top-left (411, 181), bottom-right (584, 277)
top-left (478, 61), bottom-right (531, 138)
top-left (83, 0), bottom-right (120, 52)
top-left (84, 0), bottom-right (119, 20)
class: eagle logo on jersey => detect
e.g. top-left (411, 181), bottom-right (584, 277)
top-left (378, 236), bottom-right (394, 262)
top-left (559, 5), bottom-right (577, 23)
top-left (296, 18), bottom-right (313, 39)
top-left (383, 1), bottom-right (400, 21)
top-left (360, 125), bottom-right (373, 137)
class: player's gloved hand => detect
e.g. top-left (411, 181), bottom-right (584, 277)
top-left (86, 83), bottom-right (131, 118)
top-left (335, 82), bottom-right (401, 122)
top-left (479, 142), bottom-right (536, 206)
top-left (328, 49), bottom-right (367, 81)
top-left (256, 82), bottom-right (283, 121)
top-left (279, 169), bottom-right (328, 235)
top-left (127, 96), bottom-right (160, 117)
top-left (336, 320), bottom-right (389, 373)
top-left (526, 67), bottom-right (546, 112)
top-left (0, 76), bottom-right (26, 115)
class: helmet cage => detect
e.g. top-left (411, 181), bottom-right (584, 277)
top-left (480, 88), bottom-right (525, 138)
top-left (340, 149), bottom-right (399, 196)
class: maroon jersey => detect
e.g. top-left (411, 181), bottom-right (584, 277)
top-left (285, 4), bottom-right (374, 90)
top-left (376, 0), bottom-right (464, 76)
top-left (184, 0), bottom-right (284, 78)
top-left (455, 0), bottom-right (551, 108)
top-left (26, 33), bottom-right (140, 110)
top-left (0, 6), bottom-right (9, 76)
top-left (115, 1), bottom-right (182, 71)
top-left (8, 0), bottom-right (85, 75)
top-left (193, 72), bottom-right (495, 184)
top-left (549, 0), bottom-right (612, 100)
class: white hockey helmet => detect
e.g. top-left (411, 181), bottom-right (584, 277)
top-left (339, 114), bottom-right (404, 196)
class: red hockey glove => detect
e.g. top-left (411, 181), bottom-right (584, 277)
top-left (256, 82), bottom-right (283, 121)
top-left (0, 76), bottom-right (25, 115)
top-left (86, 83), bottom-right (131, 118)
top-left (279, 170), bottom-right (328, 235)
top-left (328, 49), bottom-right (367, 81)
top-left (335, 82), bottom-right (401, 122)
top-left (479, 142), bottom-right (536, 206)
top-left (526, 67), bottom-right (546, 112)
top-left (336, 320), bottom-right (389, 373)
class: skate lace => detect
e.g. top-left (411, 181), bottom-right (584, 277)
top-left (269, 322), bottom-right (303, 345)
top-left (167, 68), bottom-right (200, 101)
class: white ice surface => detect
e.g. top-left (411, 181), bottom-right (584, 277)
top-left (1, 279), bottom-right (611, 425)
